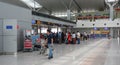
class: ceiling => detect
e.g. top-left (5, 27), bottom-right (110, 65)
top-left (0, 0), bottom-right (107, 13)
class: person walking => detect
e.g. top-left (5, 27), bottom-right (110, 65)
top-left (46, 29), bottom-right (54, 59)
top-left (76, 31), bottom-right (80, 44)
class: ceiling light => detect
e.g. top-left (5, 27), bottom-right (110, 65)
top-left (20, 0), bottom-right (42, 8)
top-left (106, 0), bottom-right (118, 3)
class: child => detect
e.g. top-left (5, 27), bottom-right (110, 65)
top-left (40, 37), bottom-right (48, 55)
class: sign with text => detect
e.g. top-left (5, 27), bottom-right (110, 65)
top-left (6, 25), bottom-right (13, 29)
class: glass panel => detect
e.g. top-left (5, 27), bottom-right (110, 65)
top-left (20, 0), bottom-right (42, 8)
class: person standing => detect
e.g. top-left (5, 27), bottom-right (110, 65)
top-left (65, 32), bottom-right (68, 44)
top-left (84, 32), bottom-right (88, 40)
top-left (72, 32), bottom-right (76, 44)
top-left (58, 32), bottom-right (62, 44)
top-left (46, 29), bottom-right (54, 59)
top-left (76, 31), bottom-right (80, 44)
top-left (68, 32), bottom-right (71, 44)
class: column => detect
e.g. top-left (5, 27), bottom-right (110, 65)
top-left (67, 9), bottom-right (71, 20)
top-left (110, 6), bottom-right (114, 21)
top-left (105, 0), bottom-right (118, 21)
top-left (110, 28), bottom-right (113, 38)
top-left (57, 27), bottom-right (58, 33)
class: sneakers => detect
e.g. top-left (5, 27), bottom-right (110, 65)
top-left (48, 56), bottom-right (53, 59)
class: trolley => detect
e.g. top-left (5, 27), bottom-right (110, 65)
top-left (23, 39), bottom-right (33, 52)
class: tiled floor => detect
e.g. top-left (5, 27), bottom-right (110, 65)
top-left (0, 38), bottom-right (120, 65)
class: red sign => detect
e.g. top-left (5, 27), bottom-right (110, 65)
top-left (17, 25), bottom-right (19, 29)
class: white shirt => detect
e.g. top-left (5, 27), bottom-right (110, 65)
top-left (66, 33), bottom-right (68, 38)
top-left (41, 39), bottom-right (45, 44)
top-left (77, 32), bottom-right (80, 38)
top-left (84, 32), bottom-right (87, 36)
top-left (72, 34), bottom-right (76, 38)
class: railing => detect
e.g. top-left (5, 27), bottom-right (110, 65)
top-left (77, 11), bottom-right (110, 21)
top-left (32, 11), bottom-right (76, 24)
top-left (77, 9), bottom-right (120, 21)
top-left (115, 8), bottom-right (120, 18)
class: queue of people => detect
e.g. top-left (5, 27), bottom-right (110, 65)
top-left (64, 31), bottom-right (90, 44)
top-left (30, 30), bottom-right (90, 60)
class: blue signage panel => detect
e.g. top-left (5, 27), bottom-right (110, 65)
top-left (104, 27), bottom-right (108, 30)
top-left (94, 27), bottom-right (97, 30)
top-left (32, 20), bottom-right (36, 24)
top-left (6, 25), bottom-right (13, 29)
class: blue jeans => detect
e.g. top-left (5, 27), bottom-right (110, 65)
top-left (48, 44), bottom-right (53, 58)
top-left (77, 38), bottom-right (80, 44)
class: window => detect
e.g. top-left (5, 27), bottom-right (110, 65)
top-left (20, 0), bottom-right (42, 8)
top-left (51, 28), bottom-right (62, 33)
top-left (107, 0), bottom-right (118, 2)
top-left (41, 28), bottom-right (48, 33)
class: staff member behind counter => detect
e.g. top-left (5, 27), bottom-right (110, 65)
top-left (46, 29), bottom-right (54, 59)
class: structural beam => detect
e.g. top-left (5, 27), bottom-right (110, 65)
top-left (73, 0), bottom-right (82, 11)
top-left (43, 7), bottom-right (52, 15)
top-left (60, 0), bottom-right (69, 9)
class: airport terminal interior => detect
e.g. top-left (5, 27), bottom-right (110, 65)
top-left (0, 0), bottom-right (120, 65)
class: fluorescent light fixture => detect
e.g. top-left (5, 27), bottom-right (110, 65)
top-left (55, 14), bottom-right (67, 17)
top-left (20, 0), bottom-right (42, 8)
top-left (72, 14), bottom-right (75, 16)
top-left (106, 0), bottom-right (118, 2)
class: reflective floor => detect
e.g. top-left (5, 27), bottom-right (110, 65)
top-left (0, 38), bottom-right (120, 65)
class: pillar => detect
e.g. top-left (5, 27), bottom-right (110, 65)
top-left (110, 6), bottom-right (114, 21)
top-left (105, 0), bottom-right (118, 21)
top-left (67, 10), bottom-right (71, 20)
top-left (110, 28), bottom-right (113, 38)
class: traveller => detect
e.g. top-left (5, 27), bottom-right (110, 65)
top-left (84, 32), bottom-right (88, 40)
top-left (58, 32), bottom-right (62, 44)
top-left (65, 32), bottom-right (68, 44)
top-left (72, 32), bottom-right (76, 44)
top-left (76, 31), bottom-right (80, 44)
top-left (68, 32), bottom-right (71, 44)
top-left (61, 32), bottom-right (65, 43)
top-left (46, 29), bottom-right (54, 59)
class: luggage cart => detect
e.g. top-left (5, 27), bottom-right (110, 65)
top-left (23, 39), bottom-right (33, 52)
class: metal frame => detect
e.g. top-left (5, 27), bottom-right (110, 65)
top-left (73, 0), bottom-right (82, 11)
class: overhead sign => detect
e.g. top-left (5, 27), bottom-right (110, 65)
top-left (32, 20), bottom-right (36, 24)
top-left (36, 20), bottom-right (41, 25)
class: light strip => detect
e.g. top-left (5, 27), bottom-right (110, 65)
top-left (107, 0), bottom-right (118, 2)
top-left (20, 0), bottom-right (42, 8)
top-left (54, 14), bottom-right (75, 17)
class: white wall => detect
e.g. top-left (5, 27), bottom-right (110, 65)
top-left (3, 19), bottom-right (17, 54)
top-left (0, 2), bottom-right (32, 22)
top-left (17, 21), bottom-right (31, 51)
top-left (0, 19), bottom-right (3, 53)
top-left (76, 19), bottom-right (120, 28)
